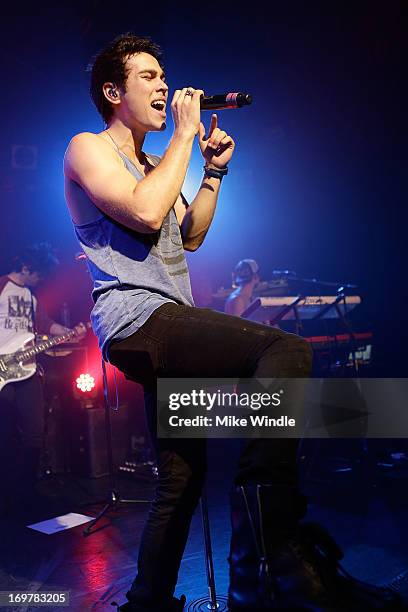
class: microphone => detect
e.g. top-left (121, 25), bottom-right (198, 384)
top-left (200, 92), bottom-right (252, 110)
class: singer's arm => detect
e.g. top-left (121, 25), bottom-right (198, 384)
top-left (176, 175), bottom-right (222, 251)
top-left (176, 113), bottom-right (235, 251)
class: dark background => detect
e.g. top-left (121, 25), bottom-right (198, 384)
top-left (1, 1), bottom-right (406, 376)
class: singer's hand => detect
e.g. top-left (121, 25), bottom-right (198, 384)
top-left (198, 114), bottom-right (235, 168)
top-left (171, 87), bottom-right (204, 138)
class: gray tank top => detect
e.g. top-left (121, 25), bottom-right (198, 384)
top-left (72, 151), bottom-right (194, 360)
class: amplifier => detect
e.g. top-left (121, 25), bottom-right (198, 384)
top-left (70, 404), bottom-right (130, 478)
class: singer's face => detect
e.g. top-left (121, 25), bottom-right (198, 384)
top-left (120, 52), bottom-right (168, 132)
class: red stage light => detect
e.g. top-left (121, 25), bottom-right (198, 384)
top-left (75, 373), bottom-right (95, 393)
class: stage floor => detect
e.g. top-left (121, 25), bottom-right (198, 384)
top-left (1, 440), bottom-right (408, 611)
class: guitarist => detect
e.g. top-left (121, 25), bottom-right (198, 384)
top-left (0, 243), bottom-right (85, 516)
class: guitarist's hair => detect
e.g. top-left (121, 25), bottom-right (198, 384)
top-left (12, 242), bottom-right (59, 277)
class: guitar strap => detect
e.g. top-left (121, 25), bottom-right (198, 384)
top-left (29, 290), bottom-right (37, 335)
top-left (29, 290), bottom-right (46, 378)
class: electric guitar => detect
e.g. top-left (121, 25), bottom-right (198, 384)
top-left (0, 324), bottom-right (89, 391)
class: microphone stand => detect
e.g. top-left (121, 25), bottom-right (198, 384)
top-left (187, 486), bottom-right (228, 611)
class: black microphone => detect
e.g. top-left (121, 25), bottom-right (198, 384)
top-left (200, 92), bottom-right (252, 110)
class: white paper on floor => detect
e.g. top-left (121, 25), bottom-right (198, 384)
top-left (27, 512), bottom-right (94, 534)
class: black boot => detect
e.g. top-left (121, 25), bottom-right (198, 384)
top-left (228, 484), bottom-right (405, 611)
top-left (228, 483), bottom-right (309, 610)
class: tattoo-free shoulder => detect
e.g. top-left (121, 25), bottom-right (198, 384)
top-left (64, 131), bottom-right (123, 178)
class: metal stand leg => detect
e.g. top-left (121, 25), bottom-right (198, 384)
top-left (200, 488), bottom-right (218, 610)
top-left (187, 486), bottom-right (228, 611)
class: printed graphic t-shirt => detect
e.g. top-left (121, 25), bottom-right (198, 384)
top-left (0, 276), bottom-right (53, 348)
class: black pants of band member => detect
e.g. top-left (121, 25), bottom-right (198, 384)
top-left (108, 302), bottom-right (312, 606)
top-left (0, 374), bottom-right (44, 501)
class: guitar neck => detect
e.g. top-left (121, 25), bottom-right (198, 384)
top-left (15, 329), bottom-right (78, 362)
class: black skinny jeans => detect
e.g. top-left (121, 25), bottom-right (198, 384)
top-left (109, 303), bottom-right (312, 606)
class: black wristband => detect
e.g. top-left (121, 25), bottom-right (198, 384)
top-left (203, 164), bottom-right (229, 180)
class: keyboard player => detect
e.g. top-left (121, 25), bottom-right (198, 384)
top-left (224, 258), bottom-right (260, 317)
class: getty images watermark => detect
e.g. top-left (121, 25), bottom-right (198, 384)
top-left (167, 388), bottom-right (293, 428)
top-left (157, 378), bottom-right (408, 438)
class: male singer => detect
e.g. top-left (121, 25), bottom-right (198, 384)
top-left (64, 33), bottom-right (402, 612)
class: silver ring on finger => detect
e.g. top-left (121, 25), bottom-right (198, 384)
top-left (185, 88), bottom-right (194, 97)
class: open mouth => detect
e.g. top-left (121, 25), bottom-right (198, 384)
top-left (151, 100), bottom-right (166, 115)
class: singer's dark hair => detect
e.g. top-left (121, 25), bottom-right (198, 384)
top-left (12, 242), bottom-right (59, 277)
top-left (88, 33), bottom-right (164, 124)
